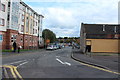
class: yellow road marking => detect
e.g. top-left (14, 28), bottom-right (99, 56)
top-left (13, 66), bottom-right (23, 80)
top-left (3, 67), bottom-right (9, 78)
top-left (79, 62), bottom-right (120, 75)
top-left (2, 65), bottom-right (23, 79)
top-left (3, 65), bottom-right (17, 79)
top-left (72, 54), bottom-right (120, 75)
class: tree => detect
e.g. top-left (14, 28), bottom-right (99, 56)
top-left (42, 29), bottom-right (56, 43)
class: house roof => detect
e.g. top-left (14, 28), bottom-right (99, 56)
top-left (81, 23), bottom-right (120, 39)
top-left (83, 24), bottom-right (120, 34)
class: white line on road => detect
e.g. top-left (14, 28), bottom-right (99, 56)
top-left (56, 56), bottom-right (60, 58)
top-left (17, 61), bottom-right (28, 68)
top-left (56, 58), bottom-right (64, 64)
top-left (56, 58), bottom-right (71, 66)
top-left (64, 62), bottom-right (71, 66)
top-left (4, 60), bottom-right (27, 65)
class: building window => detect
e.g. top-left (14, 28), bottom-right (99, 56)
top-left (33, 20), bottom-right (35, 26)
top-left (1, 4), bottom-right (5, 12)
top-left (25, 36), bottom-right (27, 42)
top-left (30, 37), bottom-right (32, 42)
top-left (21, 25), bottom-right (24, 32)
top-left (26, 17), bottom-right (29, 33)
top-left (103, 25), bottom-right (105, 31)
top-left (36, 29), bottom-right (37, 34)
top-left (22, 14), bottom-right (24, 22)
top-left (114, 26), bottom-right (117, 33)
top-left (21, 38), bottom-right (23, 42)
top-left (0, 35), bottom-right (3, 41)
top-left (0, 18), bottom-right (4, 26)
top-left (8, 2), bottom-right (10, 7)
top-left (33, 29), bottom-right (34, 34)
top-left (36, 22), bottom-right (37, 26)
top-left (11, 35), bottom-right (17, 42)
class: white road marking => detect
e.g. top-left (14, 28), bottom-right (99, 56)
top-left (17, 61), bottom-right (28, 68)
top-left (64, 62), bottom-right (71, 66)
top-left (56, 56), bottom-right (60, 58)
top-left (56, 58), bottom-right (64, 64)
top-left (4, 60), bottom-right (27, 65)
top-left (56, 58), bottom-right (71, 66)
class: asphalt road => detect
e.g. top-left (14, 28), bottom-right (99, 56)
top-left (2, 47), bottom-right (119, 78)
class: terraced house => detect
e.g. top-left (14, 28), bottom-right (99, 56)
top-left (80, 23), bottom-right (120, 53)
top-left (0, 0), bottom-right (44, 50)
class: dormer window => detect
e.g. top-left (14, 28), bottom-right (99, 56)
top-left (103, 25), bottom-right (105, 31)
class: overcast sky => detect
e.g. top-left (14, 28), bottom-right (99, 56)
top-left (23, 0), bottom-right (119, 37)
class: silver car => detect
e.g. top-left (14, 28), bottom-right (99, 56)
top-left (46, 45), bottom-right (54, 50)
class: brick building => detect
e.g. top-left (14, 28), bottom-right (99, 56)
top-left (80, 23), bottom-right (120, 53)
top-left (0, 0), bottom-right (44, 50)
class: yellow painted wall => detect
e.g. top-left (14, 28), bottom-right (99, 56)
top-left (25, 13), bottom-right (33, 35)
top-left (86, 39), bottom-right (120, 53)
top-left (29, 15), bottom-right (33, 35)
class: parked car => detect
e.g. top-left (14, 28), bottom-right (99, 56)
top-left (53, 45), bottom-right (57, 50)
top-left (46, 45), bottom-right (54, 50)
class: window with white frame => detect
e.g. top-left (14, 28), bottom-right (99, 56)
top-left (11, 35), bottom-right (17, 42)
top-left (1, 4), bottom-right (5, 12)
top-left (0, 18), bottom-right (4, 26)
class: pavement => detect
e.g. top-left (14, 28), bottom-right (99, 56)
top-left (2, 49), bottom-right (45, 57)
top-left (71, 48), bottom-right (119, 72)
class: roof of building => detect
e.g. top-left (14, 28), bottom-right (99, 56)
top-left (82, 23), bottom-right (120, 34)
top-left (81, 23), bottom-right (120, 39)
top-left (20, 0), bottom-right (44, 18)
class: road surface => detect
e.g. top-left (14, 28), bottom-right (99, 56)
top-left (2, 47), bottom-right (119, 79)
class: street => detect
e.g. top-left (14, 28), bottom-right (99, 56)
top-left (2, 47), bottom-right (119, 79)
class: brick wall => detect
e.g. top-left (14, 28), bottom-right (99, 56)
top-left (17, 34), bottom-right (24, 49)
top-left (1, 29), bottom-right (39, 50)
top-left (6, 29), bottom-right (18, 50)
top-left (0, 31), bottom-right (6, 50)
top-left (23, 34), bottom-right (38, 49)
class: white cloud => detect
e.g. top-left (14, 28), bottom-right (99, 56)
top-left (26, 0), bottom-right (119, 37)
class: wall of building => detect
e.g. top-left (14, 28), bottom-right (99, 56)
top-left (0, 0), bottom-right (8, 32)
top-left (80, 23), bottom-right (86, 53)
top-left (86, 39), bottom-right (120, 53)
top-left (0, 0), bottom-right (8, 50)
top-left (0, 31), bottom-right (6, 50)
top-left (7, 1), bottom-right (19, 30)
top-left (6, 29), bottom-right (18, 49)
top-left (0, 0), bottom-right (44, 50)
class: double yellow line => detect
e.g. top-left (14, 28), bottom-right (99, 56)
top-left (2, 65), bottom-right (23, 80)
top-left (71, 54), bottom-right (120, 75)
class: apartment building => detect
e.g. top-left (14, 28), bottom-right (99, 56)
top-left (80, 23), bottom-right (120, 53)
top-left (0, 0), bottom-right (44, 50)
top-left (0, 0), bottom-right (8, 49)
